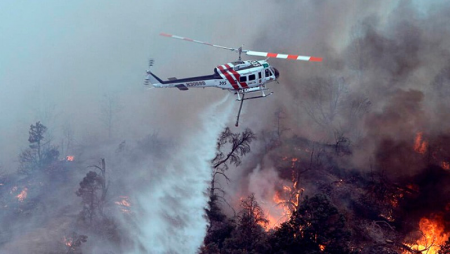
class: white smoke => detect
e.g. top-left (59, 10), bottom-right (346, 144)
top-left (132, 94), bottom-right (234, 254)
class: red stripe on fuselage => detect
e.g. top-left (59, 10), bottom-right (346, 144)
top-left (218, 66), bottom-right (239, 90)
top-left (225, 64), bottom-right (248, 89)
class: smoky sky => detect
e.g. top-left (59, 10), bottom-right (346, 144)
top-left (0, 1), bottom-right (315, 253)
top-left (212, 0), bottom-right (450, 222)
top-left (0, 0), bottom-right (299, 168)
top-left (1, 0), bottom-right (443, 164)
top-left (2, 0), bottom-right (450, 253)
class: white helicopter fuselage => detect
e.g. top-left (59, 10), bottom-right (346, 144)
top-left (145, 60), bottom-right (279, 92)
top-left (146, 32), bottom-right (321, 126)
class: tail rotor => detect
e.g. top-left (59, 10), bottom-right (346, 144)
top-left (144, 58), bottom-right (155, 87)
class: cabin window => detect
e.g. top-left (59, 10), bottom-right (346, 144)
top-left (265, 69), bottom-right (271, 77)
top-left (240, 76), bottom-right (247, 82)
top-left (258, 72), bottom-right (262, 79)
top-left (249, 74), bottom-right (256, 81)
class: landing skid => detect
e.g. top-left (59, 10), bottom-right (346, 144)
top-left (234, 88), bottom-right (273, 127)
top-left (237, 92), bottom-right (273, 101)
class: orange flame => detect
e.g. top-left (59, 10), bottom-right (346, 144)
top-left (63, 236), bottom-right (72, 247)
top-left (319, 244), bottom-right (326, 251)
top-left (260, 184), bottom-right (302, 231)
top-left (257, 156), bottom-right (305, 231)
top-left (414, 132), bottom-right (428, 154)
top-left (442, 162), bottom-right (450, 170)
top-left (115, 196), bottom-right (131, 214)
top-left (66, 156), bottom-right (74, 161)
top-left (404, 216), bottom-right (449, 254)
top-left (16, 187), bottom-right (28, 202)
top-left (115, 199), bottom-right (131, 207)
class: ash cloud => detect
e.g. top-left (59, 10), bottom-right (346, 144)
top-left (219, 0), bottom-right (450, 238)
top-left (2, 0), bottom-right (450, 253)
top-left (0, 1), bottom-right (281, 253)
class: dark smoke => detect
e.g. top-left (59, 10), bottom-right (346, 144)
top-left (2, 0), bottom-right (450, 253)
top-left (219, 0), bottom-right (450, 249)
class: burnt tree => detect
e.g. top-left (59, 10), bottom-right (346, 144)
top-left (210, 127), bottom-right (255, 197)
top-left (19, 121), bottom-right (59, 174)
top-left (202, 128), bottom-right (256, 252)
top-left (76, 159), bottom-right (108, 224)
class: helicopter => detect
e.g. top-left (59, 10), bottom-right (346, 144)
top-left (145, 33), bottom-right (322, 126)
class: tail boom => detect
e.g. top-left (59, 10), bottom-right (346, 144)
top-left (145, 71), bottom-right (222, 90)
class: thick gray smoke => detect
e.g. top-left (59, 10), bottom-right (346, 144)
top-left (217, 0), bottom-right (450, 222)
top-left (0, 1), bottom-right (289, 253)
top-left (3, 0), bottom-right (450, 253)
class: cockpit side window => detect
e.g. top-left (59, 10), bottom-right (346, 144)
top-left (265, 69), bottom-right (271, 77)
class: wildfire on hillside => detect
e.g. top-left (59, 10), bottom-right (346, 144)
top-left (16, 187), bottom-right (28, 202)
top-left (66, 155), bottom-right (74, 161)
top-left (258, 156), bottom-right (305, 231)
top-left (414, 132), bottom-right (428, 155)
top-left (115, 196), bottom-right (131, 214)
top-left (63, 236), bottom-right (73, 247)
top-left (403, 215), bottom-right (449, 254)
top-left (261, 186), bottom-right (298, 230)
top-left (413, 132), bottom-right (450, 171)
top-left (319, 244), bottom-right (326, 251)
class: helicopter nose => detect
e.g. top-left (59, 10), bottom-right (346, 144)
top-left (274, 68), bottom-right (280, 79)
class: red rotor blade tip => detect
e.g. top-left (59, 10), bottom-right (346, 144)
top-left (309, 57), bottom-right (323, 62)
top-left (160, 33), bottom-right (172, 37)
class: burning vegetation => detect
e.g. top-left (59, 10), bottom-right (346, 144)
top-left (0, 122), bottom-right (132, 253)
top-left (115, 196), bottom-right (131, 214)
top-left (403, 215), bottom-right (449, 254)
top-left (16, 187), bottom-right (28, 202)
top-left (201, 3), bottom-right (450, 249)
top-left (2, 2), bottom-right (450, 254)
top-left (202, 122), bottom-right (450, 253)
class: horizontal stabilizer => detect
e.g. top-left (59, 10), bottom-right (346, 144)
top-left (175, 84), bottom-right (189, 91)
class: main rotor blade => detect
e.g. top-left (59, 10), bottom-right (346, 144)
top-left (245, 50), bottom-right (322, 62)
top-left (160, 33), bottom-right (238, 52)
